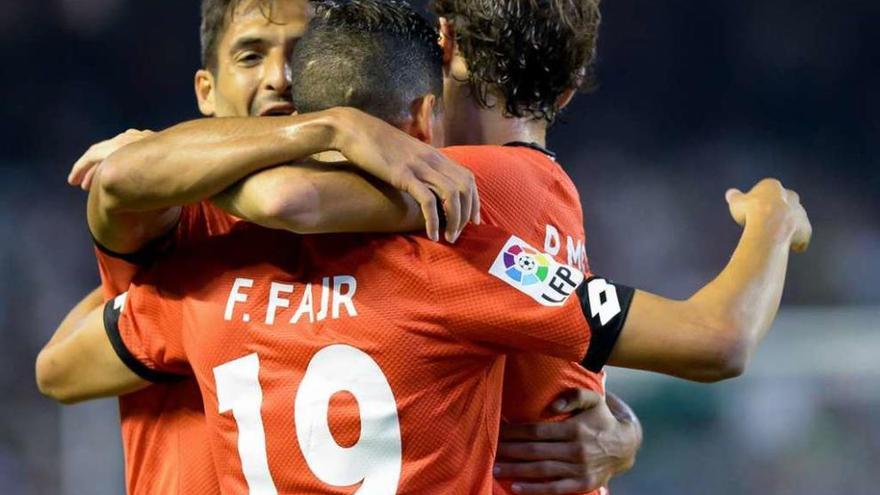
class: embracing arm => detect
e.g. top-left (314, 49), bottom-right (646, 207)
top-left (213, 163), bottom-right (423, 234)
top-left (88, 110), bottom-right (341, 253)
top-left (495, 389), bottom-right (641, 494)
top-left (90, 107), bottom-right (478, 253)
top-left (36, 296), bottom-right (147, 404)
top-left (607, 179), bottom-right (812, 382)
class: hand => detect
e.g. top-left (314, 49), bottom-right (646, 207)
top-left (68, 129), bottom-right (155, 191)
top-left (495, 389), bottom-right (640, 494)
top-left (330, 107), bottom-right (480, 243)
top-left (725, 178), bottom-right (812, 252)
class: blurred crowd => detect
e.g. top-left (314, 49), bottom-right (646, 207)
top-left (0, 0), bottom-right (876, 493)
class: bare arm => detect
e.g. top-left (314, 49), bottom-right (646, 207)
top-left (90, 107), bottom-right (478, 254)
top-left (495, 389), bottom-right (641, 494)
top-left (88, 111), bottom-right (340, 253)
top-left (36, 297), bottom-right (147, 404)
top-left (608, 179), bottom-right (812, 382)
top-left (212, 163), bottom-right (423, 234)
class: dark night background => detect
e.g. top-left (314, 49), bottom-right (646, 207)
top-left (0, 1), bottom-right (877, 493)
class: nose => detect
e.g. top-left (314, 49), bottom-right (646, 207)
top-left (263, 51), bottom-right (292, 95)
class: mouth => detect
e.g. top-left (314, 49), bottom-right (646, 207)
top-left (259, 103), bottom-right (296, 117)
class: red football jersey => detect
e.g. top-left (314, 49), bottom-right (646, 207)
top-left (441, 146), bottom-right (608, 495)
top-left (104, 149), bottom-right (619, 494)
top-left (94, 203), bottom-right (235, 495)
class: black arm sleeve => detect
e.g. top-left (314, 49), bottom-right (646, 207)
top-left (103, 299), bottom-right (185, 383)
top-left (577, 276), bottom-right (635, 372)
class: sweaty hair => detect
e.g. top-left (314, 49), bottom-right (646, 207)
top-left (432, 0), bottom-right (601, 122)
top-left (290, 0), bottom-right (443, 123)
top-left (200, 0), bottom-right (279, 71)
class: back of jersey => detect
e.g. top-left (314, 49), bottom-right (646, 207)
top-left (442, 145), bottom-right (609, 495)
top-left (112, 149), bottom-right (601, 494)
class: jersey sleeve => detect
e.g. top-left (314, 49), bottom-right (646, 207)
top-left (424, 225), bottom-right (634, 371)
top-left (103, 284), bottom-right (191, 381)
top-left (91, 202), bottom-right (239, 270)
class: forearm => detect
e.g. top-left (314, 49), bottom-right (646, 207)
top-left (43, 287), bottom-right (104, 349)
top-left (37, 293), bottom-right (148, 403)
top-left (212, 164), bottom-right (423, 234)
top-left (609, 219), bottom-right (793, 381)
top-left (687, 217), bottom-right (793, 360)
top-left (96, 110), bottom-right (343, 212)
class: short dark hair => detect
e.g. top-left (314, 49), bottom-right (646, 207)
top-left (432, 0), bottom-right (601, 122)
top-left (290, 0), bottom-right (443, 123)
top-left (200, 0), bottom-right (279, 71)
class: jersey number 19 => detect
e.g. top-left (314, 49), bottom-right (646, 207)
top-left (214, 345), bottom-right (402, 494)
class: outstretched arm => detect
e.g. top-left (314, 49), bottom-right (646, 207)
top-left (607, 178), bottom-right (812, 382)
top-left (89, 107), bottom-right (478, 254)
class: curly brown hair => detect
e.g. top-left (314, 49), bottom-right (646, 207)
top-left (432, 0), bottom-right (601, 122)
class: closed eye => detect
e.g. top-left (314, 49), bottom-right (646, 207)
top-left (237, 52), bottom-right (264, 66)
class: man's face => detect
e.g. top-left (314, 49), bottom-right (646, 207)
top-left (197, 0), bottom-right (310, 118)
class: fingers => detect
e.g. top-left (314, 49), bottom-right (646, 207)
top-left (459, 182), bottom-right (473, 236)
top-left (499, 421), bottom-right (578, 442)
top-left (725, 187), bottom-right (747, 227)
top-left (67, 129), bottom-right (153, 188)
top-left (729, 179), bottom-right (812, 252)
top-left (552, 388), bottom-right (603, 414)
top-left (725, 188), bottom-right (743, 204)
top-left (494, 460), bottom-right (581, 480)
top-left (68, 141), bottom-right (107, 186)
top-left (507, 477), bottom-right (603, 495)
top-left (80, 165), bottom-right (99, 191)
top-left (472, 176), bottom-right (482, 225)
top-left (407, 181), bottom-right (440, 242)
top-left (443, 190), bottom-right (462, 243)
top-left (416, 164), bottom-right (466, 243)
top-left (497, 441), bottom-right (589, 463)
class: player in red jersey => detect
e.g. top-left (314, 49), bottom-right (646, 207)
top-left (39, 1), bottom-right (641, 493)
top-left (38, 10), bottom-right (638, 493)
top-left (39, 0), bottom-right (812, 494)
top-left (38, 2), bottom-right (479, 494)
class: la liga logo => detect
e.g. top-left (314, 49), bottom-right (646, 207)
top-left (490, 235), bottom-right (585, 307)
top-left (502, 244), bottom-right (551, 286)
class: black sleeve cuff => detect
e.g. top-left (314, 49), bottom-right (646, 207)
top-left (103, 299), bottom-right (185, 383)
top-left (577, 276), bottom-right (635, 372)
top-left (91, 226), bottom-right (176, 266)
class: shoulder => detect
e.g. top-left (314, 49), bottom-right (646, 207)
top-left (440, 145), bottom-right (582, 229)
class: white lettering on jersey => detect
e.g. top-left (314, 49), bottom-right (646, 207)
top-left (291, 282), bottom-right (315, 324)
top-left (544, 224), bottom-right (561, 256)
top-left (222, 276), bottom-right (358, 327)
top-left (489, 235), bottom-right (584, 307)
top-left (332, 276), bottom-right (358, 318)
top-left (567, 236), bottom-right (586, 272)
top-left (266, 282), bottom-right (293, 325)
top-left (544, 224), bottom-right (587, 272)
top-left (225, 278), bottom-right (254, 321)
top-left (316, 277), bottom-right (331, 321)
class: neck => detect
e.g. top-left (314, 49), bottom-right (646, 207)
top-left (443, 83), bottom-right (548, 147)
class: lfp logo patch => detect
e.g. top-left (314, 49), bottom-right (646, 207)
top-left (502, 243), bottom-right (551, 286)
top-left (490, 236), bottom-right (585, 306)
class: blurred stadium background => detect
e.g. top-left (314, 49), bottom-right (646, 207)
top-left (1, 0), bottom-right (877, 493)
